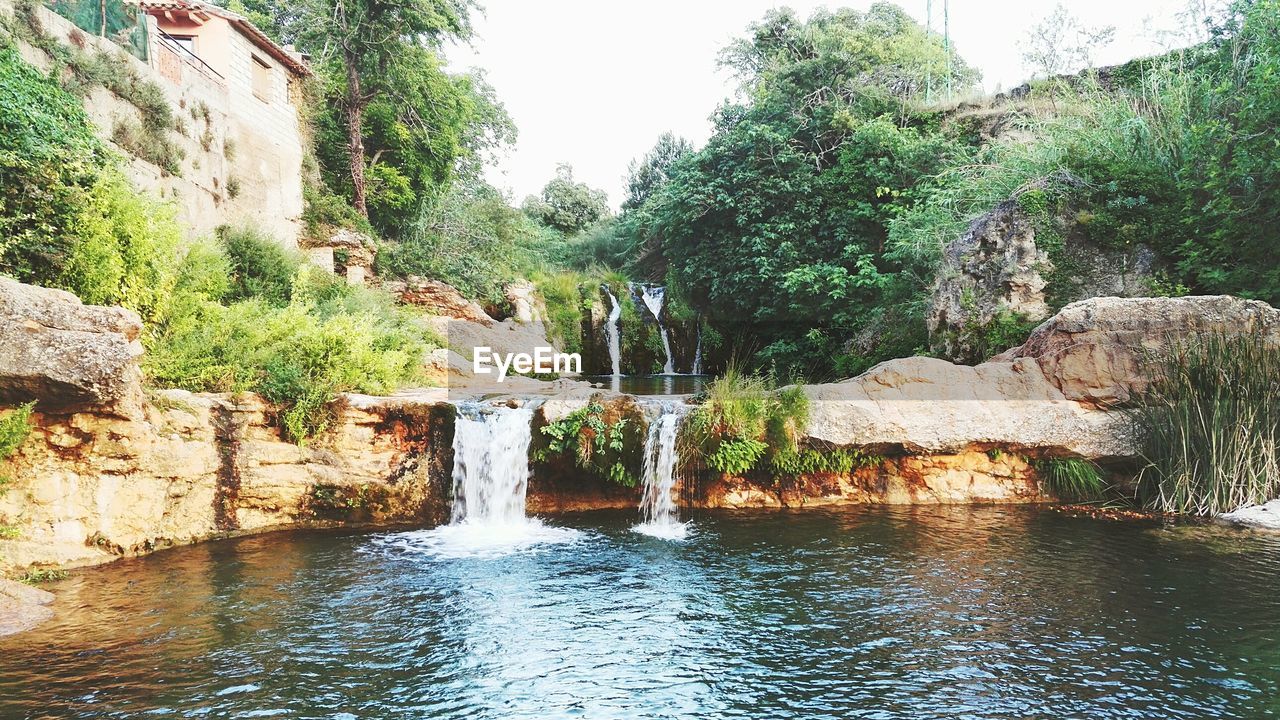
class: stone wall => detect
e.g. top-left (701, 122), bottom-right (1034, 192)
top-left (0, 390), bottom-right (453, 574)
top-left (1, 0), bottom-right (304, 244)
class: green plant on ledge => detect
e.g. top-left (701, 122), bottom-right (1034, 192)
top-left (1033, 457), bottom-right (1105, 502)
top-left (0, 402), bottom-right (35, 540)
top-left (536, 402), bottom-right (640, 486)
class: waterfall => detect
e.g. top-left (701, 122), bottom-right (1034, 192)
top-left (449, 404), bottom-right (535, 526)
top-left (602, 286), bottom-right (622, 379)
top-left (691, 323), bottom-right (703, 375)
top-left (635, 404), bottom-right (687, 539)
top-left (636, 285), bottom-right (676, 375)
top-left (386, 401), bottom-right (578, 558)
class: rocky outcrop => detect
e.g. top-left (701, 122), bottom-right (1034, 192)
top-left (0, 389), bottom-right (454, 575)
top-left (929, 184), bottom-right (1155, 363)
top-left (0, 278), bottom-right (145, 419)
top-left (505, 281), bottom-right (545, 324)
top-left (1002, 295), bottom-right (1280, 406)
top-left (388, 277), bottom-right (493, 326)
top-left (703, 449), bottom-right (1045, 508)
top-left (804, 356), bottom-right (1134, 459)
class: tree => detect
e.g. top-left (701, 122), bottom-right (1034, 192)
top-left (312, 49), bottom-right (514, 235)
top-left (1020, 4), bottom-right (1116, 78)
top-left (522, 164), bottom-right (610, 235)
top-left (623, 132), bottom-right (692, 211)
top-left (298, 0), bottom-right (474, 218)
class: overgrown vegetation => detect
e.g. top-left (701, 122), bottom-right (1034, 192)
top-left (0, 402), bottom-right (34, 539)
top-left (0, 39), bottom-right (436, 443)
top-left (535, 402), bottom-right (643, 486)
top-left (683, 368), bottom-right (881, 483)
top-left (1133, 334), bottom-right (1280, 516)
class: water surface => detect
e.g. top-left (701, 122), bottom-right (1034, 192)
top-left (3, 506), bottom-right (1279, 719)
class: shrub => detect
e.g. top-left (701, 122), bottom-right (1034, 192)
top-left (1133, 334), bottom-right (1280, 515)
top-left (685, 368), bottom-right (816, 480)
top-left (218, 226), bottom-right (300, 306)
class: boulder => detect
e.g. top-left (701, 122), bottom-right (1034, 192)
top-left (804, 355), bottom-right (1134, 459)
top-left (0, 278), bottom-right (144, 418)
top-left (504, 281), bottom-right (545, 324)
top-left (1221, 500), bottom-right (1280, 531)
top-left (1003, 295), bottom-right (1280, 407)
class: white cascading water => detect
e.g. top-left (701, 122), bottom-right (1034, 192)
top-left (392, 402), bottom-right (578, 558)
top-left (634, 405), bottom-right (687, 539)
top-left (450, 404), bottom-right (535, 525)
top-left (602, 286), bottom-right (623, 381)
top-left (637, 285), bottom-right (676, 375)
top-left (691, 323), bottom-right (703, 376)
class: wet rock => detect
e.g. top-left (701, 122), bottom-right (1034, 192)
top-left (1221, 500), bottom-right (1280, 531)
top-left (0, 578), bottom-right (55, 637)
top-left (0, 278), bottom-right (145, 418)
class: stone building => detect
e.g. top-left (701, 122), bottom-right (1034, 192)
top-left (139, 0), bottom-right (310, 245)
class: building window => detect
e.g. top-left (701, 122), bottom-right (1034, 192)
top-left (166, 34), bottom-right (196, 55)
top-left (251, 55), bottom-right (273, 101)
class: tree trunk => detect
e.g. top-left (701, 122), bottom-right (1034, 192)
top-left (344, 55), bottom-right (368, 218)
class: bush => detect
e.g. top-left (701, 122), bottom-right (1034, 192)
top-left (685, 368), bottom-right (816, 480)
top-left (0, 402), bottom-right (35, 539)
top-left (1133, 334), bottom-right (1280, 515)
top-left (219, 226), bottom-right (301, 306)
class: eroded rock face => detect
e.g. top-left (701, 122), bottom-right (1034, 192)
top-left (0, 390), bottom-right (454, 575)
top-left (0, 278), bottom-right (145, 418)
top-left (804, 356), bottom-right (1135, 459)
top-left (390, 277), bottom-right (493, 326)
top-left (702, 449), bottom-right (1046, 508)
top-left (928, 191), bottom-right (1154, 363)
top-left (1003, 295), bottom-right (1280, 406)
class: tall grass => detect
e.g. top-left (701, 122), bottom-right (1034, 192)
top-left (1133, 334), bottom-right (1280, 515)
top-left (1033, 457), bottom-right (1106, 502)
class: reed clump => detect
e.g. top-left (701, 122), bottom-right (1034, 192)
top-left (1133, 334), bottom-right (1280, 516)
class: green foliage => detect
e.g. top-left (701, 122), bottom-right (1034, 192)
top-left (1133, 334), bottom-right (1280, 516)
top-left (535, 271), bottom-right (589, 354)
top-left (944, 307), bottom-right (1040, 365)
top-left (0, 402), bottom-right (35, 462)
top-left (522, 164), bottom-right (610, 236)
top-left (146, 246), bottom-right (437, 443)
top-left (18, 568), bottom-right (67, 584)
top-left (623, 132), bottom-right (692, 212)
top-left (536, 402), bottom-right (640, 486)
top-left (768, 446), bottom-right (883, 478)
top-left (686, 369), bottom-right (814, 479)
top-left (1033, 457), bottom-right (1106, 502)
top-left (219, 226), bottom-right (300, 306)
top-left (610, 5), bottom-right (978, 379)
top-left (10, 0), bottom-right (181, 173)
top-left (377, 183), bottom-right (550, 305)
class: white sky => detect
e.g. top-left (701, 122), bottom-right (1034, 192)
top-left (447, 0), bottom-right (1200, 208)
